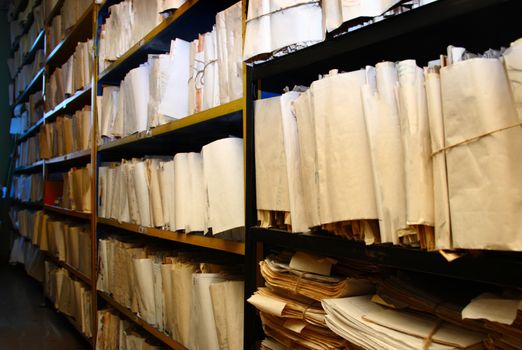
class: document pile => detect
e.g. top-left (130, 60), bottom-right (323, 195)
top-left (255, 37), bottom-right (522, 251)
top-left (45, 262), bottom-right (93, 338)
top-left (46, 40), bottom-right (93, 110)
top-left (48, 14), bottom-right (62, 53)
top-left (44, 219), bottom-right (92, 276)
top-left (43, 0), bottom-right (59, 20)
top-left (11, 173), bottom-right (44, 202)
top-left (9, 235), bottom-right (45, 282)
top-left (13, 49), bottom-right (44, 97)
top-left (97, 308), bottom-right (166, 350)
top-left (98, 0), bottom-right (164, 72)
top-left (98, 2), bottom-right (242, 141)
top-left (97, 236), bottom-right (244, 350)
top-left (46, 0), bottom-right (91, 54)
top-left (15, 135), bottom-right (40, 167)
top-left (58, 165), bottom-right (92, 212)
top-left (244, 0), bottom-right (325, 63)
top-left (98, 137), bottom-right (244, 237)
top-left (39, 107), bottom-right (92, 158)
top-left (9, 208), bottom-right (40, 239)
top-left (250, 251), bottom-right (373, 349)
top-left (10, 92), bottom-right (44, 135)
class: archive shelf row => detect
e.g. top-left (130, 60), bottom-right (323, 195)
top-left (8, 0), bottom-right (522, 349)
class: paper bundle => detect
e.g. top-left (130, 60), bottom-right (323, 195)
top-left (58, 164), bottom-right (92, 212)
top-left (322, 295), bottom-right (484, 350)
top-left (259, 252), bottom-right (374, 302)
top-left (15, 134), bottom-right (41, 167)
top-left (438, 42), bottom-right (522, 250)
top-left (244, 0), bottom-right (325, 62)
top-left (11, 173), bottom-right (44, 202)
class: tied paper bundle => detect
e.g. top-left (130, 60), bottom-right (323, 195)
top-left (435, 39), bottom-right (522, 250)
top-left (244, 0), bottom-right (325, 63)
top-left (188, 2), bottom-right (243, 115)
top-left (323, 0), bottom-right (402, 32)
top-left (260, 251), bottom-right (374, 302)
top-left (322, 295), bottom-right (485, 350)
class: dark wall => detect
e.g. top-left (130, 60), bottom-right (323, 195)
top-left (0, 9), bottom-right (14, 261)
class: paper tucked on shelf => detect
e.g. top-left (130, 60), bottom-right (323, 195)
top-left (323, 0), bottom-right (401, 32)
top-left (209, 280), bottom-right (244, 350)
top-left (462, 293), bottom-right (521, 325)
top-left (441, 58), bottom-right (522, 250)
top-left (202, 138), bottom-right (244, 235)
top-left (244, 1), bottom-right (325, 62)
top-left (362, 63), bottom-right (406, 244)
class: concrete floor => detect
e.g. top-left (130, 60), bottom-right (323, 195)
top-left (0, 263), bottom-right (90, 350)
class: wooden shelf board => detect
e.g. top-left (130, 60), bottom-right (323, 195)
top-left (98, 291), bottom-right (188, 350)
top-left (14, 159), bottom-right (44, 174)
top-left (44, 84), bottom-right (92, 121)
top-left (44, 205), bottom-right (91, 220)
top-left (98, 98), bottom-right (243, 152)
top-left (45, 4), bottom-right (94, 69)
top-left (46, 149), bottom-right (91, 166)
top-left (44, 252), bottom-right (92, 286)
top-left (98, 217), bottom-right (245, 255)
top-left (13, 66), bottom-right (44, 107)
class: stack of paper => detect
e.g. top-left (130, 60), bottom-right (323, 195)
top-left (11, 173), bottom-right (44, 202)
top-left (45, 263), bottom-right (93, 338)
top-left (98, 137), bottom-right (244, 236)
top-left (48, 15), bottom-right (62, 53)
top-left (97, 308), bottom-right (166, 349)
top-left (39, 106), bottom-right (91, 158)
top-left (9, 236), bottom-right (45, 282)
top-left (58, 164), bottom-right (92, 212)
top-left (251, 251), bottom-right (371, 350)
top-left (15, 134), bottom-right (40, 167)
top-left (97, 236), bottom-right (244, 348)
top-left (13, 49), bottom-right (44, 97)
top-left (322, 295), bottom-right (484, 350)
top-left (244, 0), bottom-right (325, 63)
top-left (60, 0), bottom-right (91, 35)
top-left (98, 0), bottom-right (162, 72)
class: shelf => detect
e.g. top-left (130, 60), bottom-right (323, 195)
top-left (98, 217), bottom-right (245, 255)
top-left (45, 297), bottom-right (93, 346)
top-left (14, 159), bottom-right (44, 174)
top-left (11, 199), bottom-right (44, 208)
top-left (44, 84), bottom-right (92, 121)
top-left (44, 252), bottom-right (92, 286)
top-left (46, 4), bottom-right (94, 70)
top-left (98, 99), bottom-right (243, 157)
top-left (17, 116), bottom-right (45, 143)
top-left (251, 0), bottom-right (522, 91)
top-left (44, 0), bottom-right (64, 26)
top-left (44, 205), bottom-right (91, 220)
top-left (98, 0), bottom-right (239, 84)
top-left (250, 227), bottom-right (522, 289)
top-left (13, 67), bottom-right (44, 107)
top-left (13, 29), bottom-right (45, 78)
top-left (98, 291), bottom-right (188, 350)
top-left (45, 149), bottom-right (91, 172)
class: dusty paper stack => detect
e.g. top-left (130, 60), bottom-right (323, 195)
top-left (429, 39), bottom-right (522, 251)
top-left (96, 236), bottom-right (244, 350)
top-left (187, 2), bottom-right (243, 114)
top-left (60, 0), bottom-right (91, 35)
top-left (11, 173), bottom-right (44, 202)
top-left (98, 0), bottom-right (164, 72)
top-left (97, 308), bottom-right (166, 350)
top-left (44, 218), bottom-right (92, 276)
top-left (98, 137), bottom-right (244, 237)
top-left (39, 107), bottom-right (91, 159)
top-left (9, 236), bottom-right (45, 282)
top-left (462, 293), bottom-right (522, 348)
top-left (244, 0), bottom-right (325, 63)
top-left (45, 263), bottom-right (93, 338)
top-left (59, 165), bottom-right (92, 212)
top-left (48, 14), bottom-right (62, 53)
top-left (250, 251), bottom-right (373, 349)
top-left (15, 134), bottom-right (40, 167)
